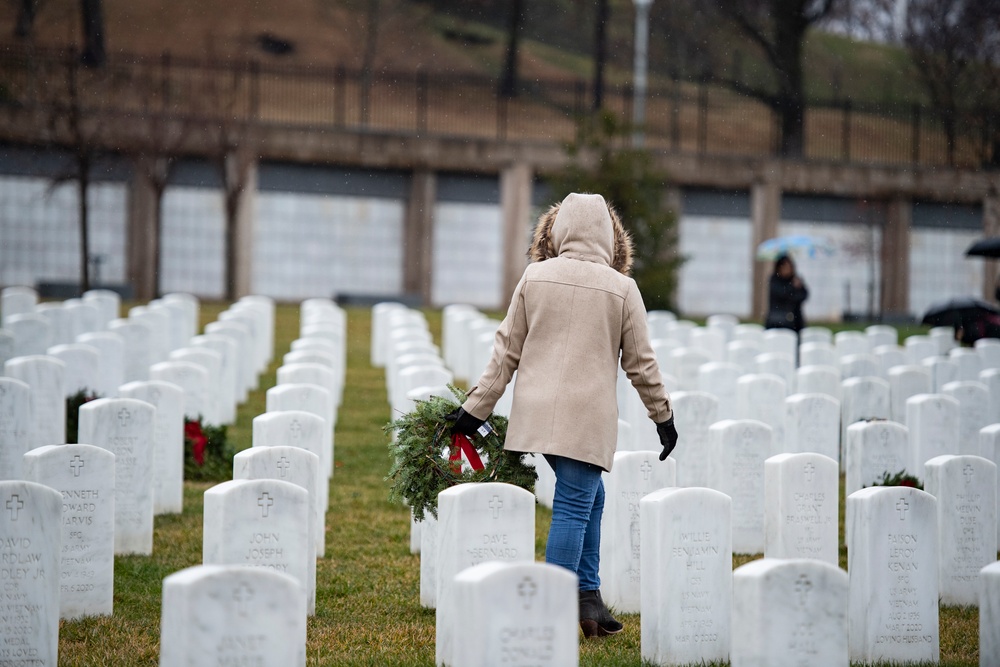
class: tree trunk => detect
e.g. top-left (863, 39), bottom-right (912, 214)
top-left (224, 191), bottom-right (239, 302)
top-left (499, 0), bottom-right (524, 98)
top-left (80, 0), bottom-right (106, 67)
top-left (77, 155), bottom-right (91, 293)
top-left (777, 94), bottom-right (805, 157)
top-left (14, 0), bottom-right (36, 39)
top-left (592, 0), bottom-right (609, 111)
top-left (360, 0), bottom-right (379, 126)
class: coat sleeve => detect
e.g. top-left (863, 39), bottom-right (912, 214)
top-left (461, 273), bottom-right (529, 419)
top-left (619, 280), bottom-right (673, 423)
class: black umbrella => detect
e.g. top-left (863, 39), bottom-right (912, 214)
top-left (921, 296), bottom-right (1000, 344)
top-left (965, 237), bottom-right (1000, 258)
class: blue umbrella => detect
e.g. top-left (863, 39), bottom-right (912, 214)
top-left (756, 235), bottom-right (836, 261)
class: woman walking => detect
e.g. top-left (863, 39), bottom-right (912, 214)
top-left (449, 192), bottom-right (677, 637)
top-left (764, 254), bottom-right (809, 334)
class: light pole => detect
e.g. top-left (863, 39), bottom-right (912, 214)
top-left (632, 0), bottom-right (653, 147)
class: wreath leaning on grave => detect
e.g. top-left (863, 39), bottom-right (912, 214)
top-left (385, 386), bottom-right (536, 521)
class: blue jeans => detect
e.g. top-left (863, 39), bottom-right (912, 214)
top-left (543, 454), bottom-right (604, 592)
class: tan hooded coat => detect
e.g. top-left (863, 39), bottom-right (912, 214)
top-left (462, 192), bottom-right (673, 471)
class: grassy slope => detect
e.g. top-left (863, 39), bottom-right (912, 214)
top-left (56, 304), bottom-right (979, 666)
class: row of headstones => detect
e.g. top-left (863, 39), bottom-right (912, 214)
top-left (0, 298), bottom-right (335, 666)
top-left (414, 473), bottom-right (1000, 667)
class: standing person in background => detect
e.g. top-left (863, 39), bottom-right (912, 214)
top-left (765, 254), bottom-right (809, 334)
top-left (448, 192), bottom-right (678, 638)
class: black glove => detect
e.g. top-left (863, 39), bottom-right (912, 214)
top-left (446, 408), bottom-right (486, 437)
top-left (656, 417), bottom-right (678, 461)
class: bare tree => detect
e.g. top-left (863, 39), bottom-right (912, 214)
top-left (901, 0), bottom-right (1000, 165)
top-left (705, 0), bottom-right (838, 157)
top-left (592, 0), bottom-right (610, 110)
top-left (499, 0), bottom-right (525, 97)
top-left (14, 0), bottom-right (37, 39)
top-left (79, 0), bottom-right (106, 67)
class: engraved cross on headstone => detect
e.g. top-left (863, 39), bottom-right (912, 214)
top-left (69, 454), bottom-right (85, 477)
top-left (489, 495), bottom-right (503, 519)
top-left (276, 457), bottom-right (291, 478)
top-left (803, 463), bottom-right (815, 483)
top-left (794, 574), bottom-right (813, 607)
top-left (117, 407), bottom-right (131, 427)
top-left (289, 419), bottom-right (302, 440)
top-left (963, 465), bottom-right (974, 484)
top-left (6, 494), bottom-right (24, 521)
top-left (640, 460), bottom-right (653, 481)
top-left (896, 498), bottom-right (909, 520)
top-left (517, 576), bottom-right (538, 610)
top-left (258, 492), bottom-right (275, 518)
top-left (233, 582), bottom-right (254, 617)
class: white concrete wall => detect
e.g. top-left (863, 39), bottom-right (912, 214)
top-left (253, 192), bottom-right (405, 301)
top-left (159, 186), bottom-right (227, 299)
top-left (431, 202), bottom-right (504, 309)
top-left (0, 175), bottom-right (127, 287)
top-left (910, 227), bottom-right (982, 316)
top-left (677, 215), bottom-right (753, 318)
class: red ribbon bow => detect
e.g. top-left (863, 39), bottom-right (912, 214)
top-left (449, 433), bottom-right (485, 474)
top-left (185, 420), bottom-right (207, 466)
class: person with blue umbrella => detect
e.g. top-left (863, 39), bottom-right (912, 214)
top-left (765, 254), bottom-right (809, 334)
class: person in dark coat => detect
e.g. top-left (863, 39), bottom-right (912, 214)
top-left (765, 254), bottom-right (808, 332)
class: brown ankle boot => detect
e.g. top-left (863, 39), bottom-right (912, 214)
top-left (578, 589), bottom-right (623, 637)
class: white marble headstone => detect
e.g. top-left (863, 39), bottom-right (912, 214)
top-left (35, 303), bottom-right (72, 348)
top-left (599, 450), bottom-right (676, 613)
top-left (922, 355), bottom-right (958, 393)
top-left (47, 343), bottom-right (100, 397)
top-left (942, 381), bottom-right (992, 456)
top-left (1, 286), bottom-right (37, 324)
top-left (845, 420), bottom-right (910, 496)
top-left (762, 329), bottom-right (797, 360)
top-left (799, 342), bottom-right (836, 369)
top-left (840, 376), bottom-right (890, 461)
top-left (169, 347), bottom-right (224, 426)
top-left (847, 486), bottom-right (938, 664)
top-left (794, 364), bottom-right (841, 401)
top-left (82, 289), bottom-right (120, 330)
top-left (726, 340), bottom-right (763, 375)
top-left (834, 330), bottom-right (868, 359)
top-left (707, 419), bottom-right (772, 553)
top-left (235, 445), bottom-right (324, 560)
top-left (905, 335), bottom-right (938, 365)
top-left (191, 334), bottom-right (240, 425)
top-left (755, 352), bottom-right (795, 396)
top-left (0, 377), bottom-right (32, 480)
top-left (4, 355), bottom-right (66, 449)
top-left (669, 347), bottom-right (714, 392)
top-left (906, 393), bottom-right (960, 478)
top-left (689, 327), bottom-right (726, 362)
top-left (764, 453), bottom-right (838, 564)
top-left (419, 512), bottom-right (439, 608)
top-left (22, 444), bottom-right (115, 619)
top-left (697, 362), bottom-right (741, 420)
top-left (980, 368), bottom-right (1000, 420)
top-left (800, 326), bottom-right (832, 346)
top-left (640, 487), bottom-right (731, 666)
top-left (0, 480), bottom-right (61, 665)
top-left (205, 321), bottom-right (254, 400)
top-left (252, 410), bottom-right (329, 510)
top-left (159, 565), bottom-right (306, 667)
top-left (732, 558), bottom-right (848, 667)
top-left (435, 482), bottom-right (535, 667)
top-left (76, 331), bottom-right (124, 398)
top-left (278, 362), bottom-right (340, 416)
top-left (736, 374), bottom-right (786, 453)
top-left (784, 393), bottom-right (839, 461)
top-left (981, 562), bottom-right (1000, 665)
top-left (203, 479), bottom-right (315, 615)
top-left (118, 381), bottom-right (185, 515)
top-left (866, 324), bottom-right (898, 351)
top-left (0, 328), bottom-right (13, 368)
top-left (63, 300), bottom-right (100, 341)
top-left (452, 561), bottom-right (578, 667)
top-left (873, 344), bottom-right (907, 377)
top-left (950, 348), bottom-right (984, 382)
top-left (5, 313), bottom-right (51, 357)
top-left (840, 353), bottom-right (880, 381)
top-left (150, 360), bottom-right (210, 423)
top-left (78, 397), bottom-right (155, 555)
top-left (924, 454), bottom-right (997, 606)
top-left (888, 365), bottom-right (932, 424)
top-left (669, 391), bottom-right (719, 487)
top-left (108, 319), bottom-right (153, 383)
top-left (265, 384), bottom-right (334, 480)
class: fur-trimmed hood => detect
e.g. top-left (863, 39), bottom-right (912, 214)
top-left (528, 193), bottom-right (634, 275)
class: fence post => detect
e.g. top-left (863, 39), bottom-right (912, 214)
top-left (496, 83), bottom-right (508, 142)
top-left (416, 68), bottom-right (427, 136)
top-left (249, 60), bottom-right (260, 120)
top-left (334, 65), bottom-right (345, 128)
top-left (670, 68), bottom-right (680, 151)
top-left (697, 74), bottom-right (708, 155)
top-left (160, 51), bottom-right (171, 112)
top-left (911, 104), bottom-right (920, 165)
top-left (841, 100), bottom-right (852, 162)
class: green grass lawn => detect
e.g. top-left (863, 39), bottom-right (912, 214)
top-left (56, 305), bottom-right (980, 666)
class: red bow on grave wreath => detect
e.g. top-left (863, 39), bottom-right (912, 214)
top-left (185, 420), bottom-right (208, 466)
top-left (449, 433), bottom-right (485, 474)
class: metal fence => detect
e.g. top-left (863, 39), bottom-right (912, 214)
top-left (1, 46), bottom-right (997, 170)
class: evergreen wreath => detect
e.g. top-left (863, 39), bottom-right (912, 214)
top-left (385, 386), bottom-right (536, 521)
